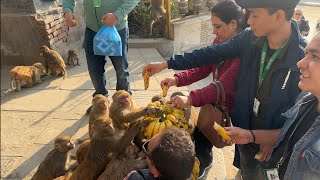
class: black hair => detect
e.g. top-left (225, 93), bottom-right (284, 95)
top-left (211, 0), bottom-right (248, 32)
top-left (267, 8), bottom-right (295, 21)
top-left (150, 127), bottom-right (195, 180)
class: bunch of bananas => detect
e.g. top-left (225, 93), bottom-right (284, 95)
top-left (191, 157), bottom-right (200, 180)
top-left (143, 101), bottom-right (190, 139)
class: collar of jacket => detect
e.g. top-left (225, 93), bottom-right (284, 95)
top-left (252, 20), bottom-right (306, 72)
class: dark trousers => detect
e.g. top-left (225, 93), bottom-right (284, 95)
top-left (194, 127), bottom-right (213, 164)
top-left (84, 27), bottom-right (131, 97)
top-left (238, 143), bottom-right (265, 180)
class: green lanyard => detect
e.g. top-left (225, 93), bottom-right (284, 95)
top-left (259, 40), bottom-right (288, 87)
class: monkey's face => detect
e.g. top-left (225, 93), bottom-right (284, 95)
top-left (93, 117), bottom-right (114, 135)
top-left (105, 123), bottom-right (115, 135)
top-left (119, 95), bottom-right (131, 108)
top-left (92, 95), bottom-right (109, 111)
top-left (39, 46), bottom-right (50, 55)
top-left (54, 136), bottom-right (75, 152)
top-left (33, 63), bottom-right (46, 75)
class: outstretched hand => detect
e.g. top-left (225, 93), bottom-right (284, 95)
top-left (168, 95), bottom-right (190, 109)
top-left (161, 77), bottom-right (177, 90)
top-left (142, 62), bottom-right (168, 77)
top-left (224, 126), bottom-right (253, 144)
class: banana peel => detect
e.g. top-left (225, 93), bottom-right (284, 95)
top-left (143, 71), bottom-right (149, 90)
top-left (213, 122), bottom-right (232, 141)
top-left (162, 85), bottom-right (168, 97)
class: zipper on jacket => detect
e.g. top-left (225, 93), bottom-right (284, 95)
top-left (281, 69), bottom-right (291, 90)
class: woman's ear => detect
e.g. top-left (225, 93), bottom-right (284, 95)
top-left (231, 19), bottom-right (238, 31)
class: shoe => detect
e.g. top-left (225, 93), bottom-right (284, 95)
top-left (86, 105), bottom-right (92, 115)
top-left (197, 152), bottom-right (213, 179)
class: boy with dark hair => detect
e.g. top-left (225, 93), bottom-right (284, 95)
top-left (125, 127), bottom-right (195, 180)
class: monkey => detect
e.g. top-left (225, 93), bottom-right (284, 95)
top-left (10, 62), bottom-right (46, 91)
top-left (31, 136), bottom-right (75, 180)
top-left (40, 45), bottom-right (67, 79)
top-left (97, 143), bottom-right (147, 180)
top-left (64, 116), bottom-right (149, 180)
top-left (75, 139), bottom-right (90, 165)
top-left (151, 94), bottom-right (166, 105)
top-left (149, 0), bottom-right (166, 37)
top-left (110, 90), bottom-right (156, 130)
top-left (67, 49), bottom-right (80, 66)
top-left (89, 94), bottom-right (110, 138)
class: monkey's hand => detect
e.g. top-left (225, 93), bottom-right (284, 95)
top-left (138, 119), bottom-right (152, 128)
top-left (145, 106), bottom-right (157, 116)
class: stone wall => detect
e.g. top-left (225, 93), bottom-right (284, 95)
top-left (1, 0), bottom-right (85, 65)
top-left (1, 0), bottom-right (35, 13)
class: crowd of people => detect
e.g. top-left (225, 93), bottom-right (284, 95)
top-left (63, 0), bottom-right (319, 179)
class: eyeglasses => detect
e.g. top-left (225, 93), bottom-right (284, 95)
top-left (142, 139), bottom-right (151, 157)
top-left (295, 13), bottom-right (302, 16)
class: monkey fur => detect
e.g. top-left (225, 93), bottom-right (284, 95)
top-left (10, 62), bottom-right (46, 91)
top-left (31, 136), bottom-right (75, 180)
top-left (40, 45), bottom-right (67, 79)
top-left (67, 49), bottom-right (80, 66)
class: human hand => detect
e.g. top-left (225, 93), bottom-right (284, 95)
top-left (168, 95), bottom-right (190, 109)
top-left (101, 13), bottom-right (118, 26)
top-left (142, 62), bottom-right (168, 77)
top-left (161, 77), bottom-right (177, 90)
top-left (64, 12), bottom-right (77, 27)
top-left (255, 145), bottom-right (274, 162)
top-left (225, 127), bottom-right (253, 144)
top-left (301, 31), bottom-right (307, 36)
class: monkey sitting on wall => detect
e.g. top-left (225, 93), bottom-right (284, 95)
top-left (40, 45), bottom-right (67, 79)
top-left (10, 62), bottom-right (46, 91)
top-left (64, 116), bottom-right (149, 180)
top-left (31, 136), bottom-right (75, 180)
top-left (149, 0), bottom-right (166, 37)
top-left (67, 49), bottom-right (80, 66)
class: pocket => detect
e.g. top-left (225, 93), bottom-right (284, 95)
top-left (302, 148), bottom-right (320, 173)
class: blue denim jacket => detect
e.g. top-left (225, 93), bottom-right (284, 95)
top-left (276, 92), bottom-right (320, 180)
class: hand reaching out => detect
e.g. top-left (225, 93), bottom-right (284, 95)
top-left (225, 126), bottom-right (254, 144)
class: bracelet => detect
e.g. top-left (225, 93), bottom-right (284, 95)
top-left (249, 130), bottom-right (256, 143)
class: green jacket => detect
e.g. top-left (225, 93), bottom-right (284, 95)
top-left (62, 0), bottom-right (140, 32)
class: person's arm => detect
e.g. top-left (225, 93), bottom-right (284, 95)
top-left (189, 59), bottom-right (240, 108)
top-left (113, 0), bottom-right (140, 22)
top-left (62, 0), bottom-right (75, 13)
top-left (174, 65), bottom-right (214, 87)
top-left (167, 29), bottom-right (249, 70)
top-left (225, 126), bottom-right (282, 145)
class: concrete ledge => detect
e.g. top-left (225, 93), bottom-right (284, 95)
top-left (129, 38), bottom-right (174, 57)
top-left (299, 1), bottom-right (320, 7)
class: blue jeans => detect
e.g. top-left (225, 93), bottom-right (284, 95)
top-left (84, 27), bottom-right (131, 97)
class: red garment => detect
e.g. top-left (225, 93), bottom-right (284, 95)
top-left (173, 38), bottom-right (240, 112)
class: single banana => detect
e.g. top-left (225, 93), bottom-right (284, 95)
top-left (213, 122), bottom-right (232, 141)
top-left (154, 101), bottom-right (161, 107)
top-left (143, 71), bottom-right (149, 90)
top-left (162, 85), bottom-right (168, 97)
top-left (167, 114), bottom-right (180, 126)
top-left (146, 121), bottom-right (156, 139)
top-left (158, 122), bottom-right (166, 132)
top-left (164, 119), bottom-right (173, 127)
top-left (152, 122), bottom-right (161, 137)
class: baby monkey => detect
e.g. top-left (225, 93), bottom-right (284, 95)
top-left (10, 62), bottom-right (46, 91)
top-left (67, 49), bottom-right (80, 66)
top-left (31, 136), bottom-right (75, 180)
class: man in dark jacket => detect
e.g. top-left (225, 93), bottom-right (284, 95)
top-left (293, 8), bottom-right (310, 37)
top-left (142, 0), bottom-right (307, 179)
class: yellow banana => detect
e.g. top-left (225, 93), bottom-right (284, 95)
top-left (158, 122), bottom-right (166, 132)
top-left (146, 121), bottom-right (156, 139)
top-left (162, 85), bottom-right (168, 97)
top-left (152, 122), bottom-right (161, 137)
top-left (147, 102), bottom-right (155, 107)
top-left (191, 157), bottom-right (200, 179)
top-left (167, 114), bottom-right (180, 126)
top-left (213, 122), bottom-right (232, 141)
top-left (164, 120), bottom-right (173, 128)
top-left (254, 152), bottom-right (262, 160)
top-left (154, 101), bottom-right (161, 107)
top-left (143, 71), bottom-right (149, 90)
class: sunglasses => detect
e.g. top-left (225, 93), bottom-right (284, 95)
top-left (142, 139), bottom-right (151, 157)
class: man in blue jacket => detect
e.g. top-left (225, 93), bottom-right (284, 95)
top-left (143, 0), bottom-right (307, 179)
top-left (63, 0), bottom-right (140, 114)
